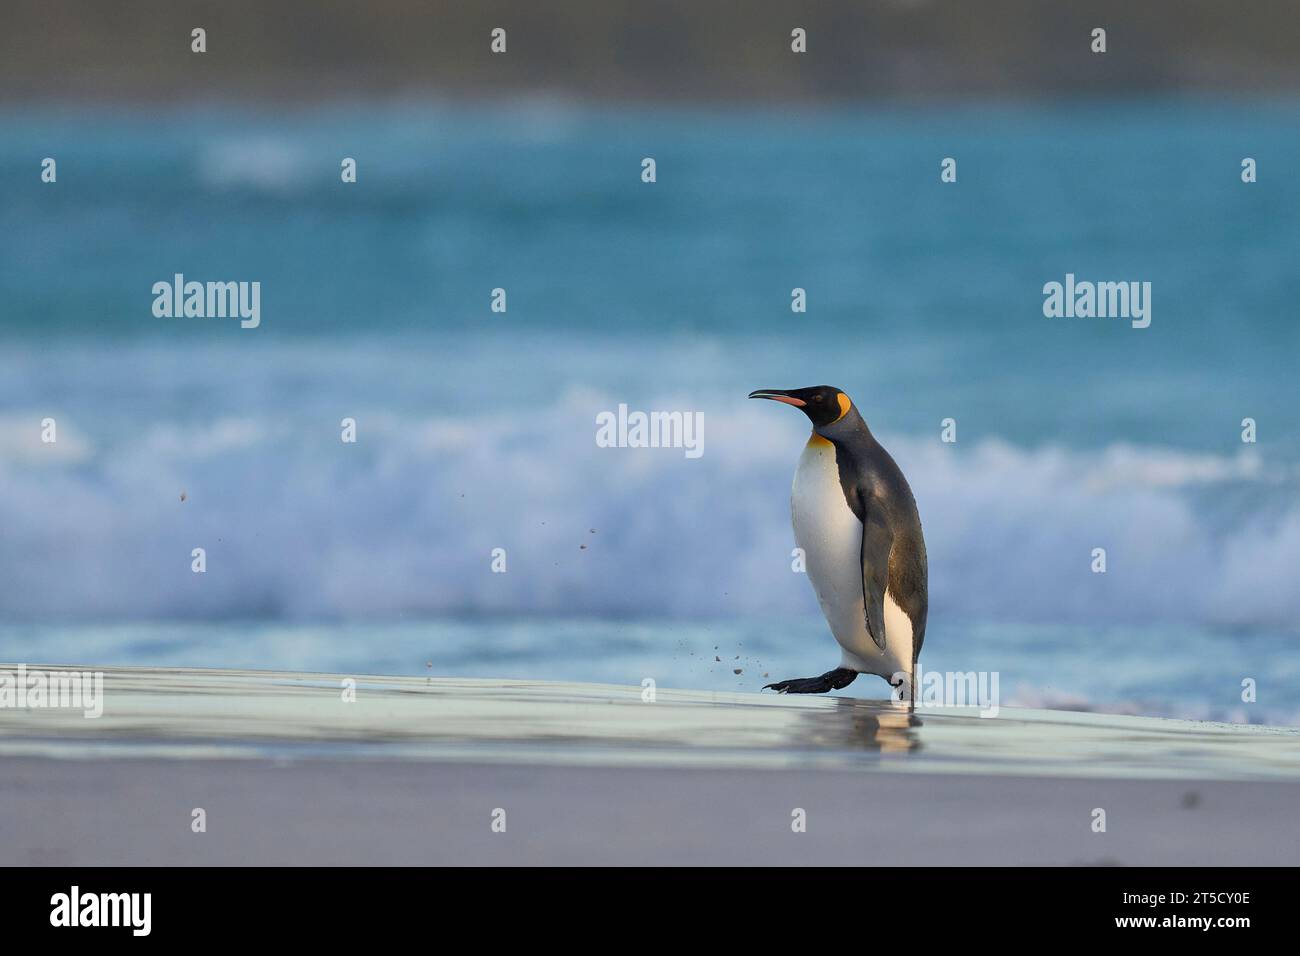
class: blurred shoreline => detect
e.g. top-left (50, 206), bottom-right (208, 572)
top-left (5, 1), bottom-right (1300, 106)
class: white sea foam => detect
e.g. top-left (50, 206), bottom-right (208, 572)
top-left (1, 387), bottom-right (1297, 633)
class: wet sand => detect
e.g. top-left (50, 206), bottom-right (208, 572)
top-left (3, 666), bottom-right (1298, 865)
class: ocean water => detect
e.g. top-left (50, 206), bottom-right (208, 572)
top-left (1, 99), bottom-right (1297, 723)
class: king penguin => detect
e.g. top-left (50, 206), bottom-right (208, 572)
top-left (749, 386), bottom-right (927, 701)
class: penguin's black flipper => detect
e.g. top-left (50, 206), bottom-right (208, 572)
top-left (861, 506), bottom-right (893, 651)
top-left (764, 668), bottom-right (858, 694)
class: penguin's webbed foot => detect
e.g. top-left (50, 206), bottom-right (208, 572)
top-left (763, 668), bottom-right (858, 694)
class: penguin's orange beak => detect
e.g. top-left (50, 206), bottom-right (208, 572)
top-left (748, 389), bottom-right (806, 407)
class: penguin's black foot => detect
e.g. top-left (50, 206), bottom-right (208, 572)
top-left (763, 668), bottom-right (858, 694)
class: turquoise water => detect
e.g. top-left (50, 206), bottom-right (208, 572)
top-left (1, 100), bottom-right (1297, 721)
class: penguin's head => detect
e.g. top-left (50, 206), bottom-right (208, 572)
top-left (748, 386), bottom-right (853, 428)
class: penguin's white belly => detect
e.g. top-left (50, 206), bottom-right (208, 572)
top-left (791, 438), bottom-right (913, 679)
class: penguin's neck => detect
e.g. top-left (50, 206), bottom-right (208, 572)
top-left (815, 407), bottom-right (874, 447)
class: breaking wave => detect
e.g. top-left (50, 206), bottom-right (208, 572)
top-left (2, 383), bottom-right (1298, 631)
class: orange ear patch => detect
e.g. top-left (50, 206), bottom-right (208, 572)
top-left (834, 393), bottom-right (851, 422)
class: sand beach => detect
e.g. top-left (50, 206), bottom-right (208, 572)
top-left (3, 665), bottom-right (1297, 866)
